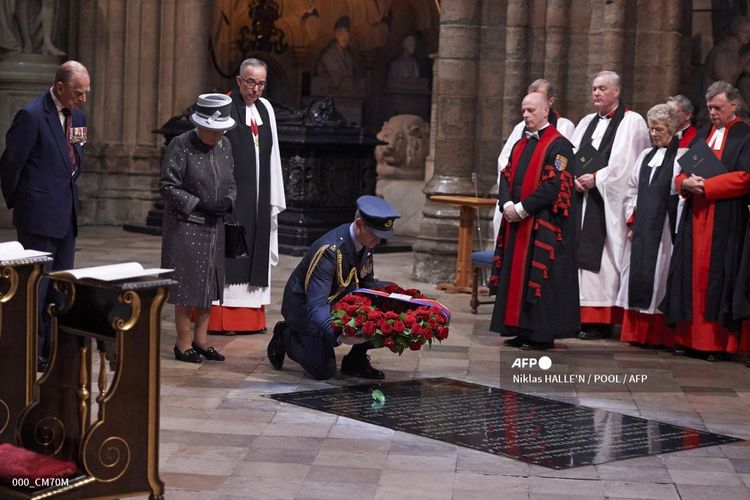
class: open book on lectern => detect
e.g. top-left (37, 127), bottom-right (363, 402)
top-left (0, 241), bottom-right (51, 260)
top-left (49, 262), bottom-right (173, 282)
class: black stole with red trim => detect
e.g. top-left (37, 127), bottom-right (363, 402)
top-left (490, 127), bottom-right (568, 327)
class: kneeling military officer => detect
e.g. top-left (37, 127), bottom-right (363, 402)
top-left (267, 195), bottom-right (400, 380)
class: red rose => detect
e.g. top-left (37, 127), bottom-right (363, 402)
top-left (423, 330), bottom-right (433, 341)
top-left (403, 313), bottom-right (416, 326)
top-left (411, 324), bottom-right (422, 337)
top-left (437, 327), bottom-right (449, 340)
top-left (385, 311), bottom-right (399, 321)
top-left (380, 321), bottom-right (393, 335)
top-left (362, 321), bottom-right (376, 337)
top-left (344, 325), bottom-right (357, 336)
top-left (384, 337), bottom-right (396, 349)
top-left (436, 314), bottom-right (447, 325)
top-left (342, 314), bottom-right (351, 325)
top-left (355, 315), bottom-right (366, 327)
top-left (392, 320), bottom-right (405, 334)
top-left (405, 288), bottom-right (422, 297)
top-left (368, 309), bottom-right (383, 321)
top-left (428, 319), bottom-right (438, 330)
top-left (409, 341), bottom-right (422, 351)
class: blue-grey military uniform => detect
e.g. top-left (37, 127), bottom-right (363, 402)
top-left (273, 195), bottom-right (399, 379)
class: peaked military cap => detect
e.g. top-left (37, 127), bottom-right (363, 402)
top-left (356, 195), bottom-right (400, 239)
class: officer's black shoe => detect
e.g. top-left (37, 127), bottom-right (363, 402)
top-left (503, 336), bottom-right (525, 347)
top-left (267, 322), bottom-right (286, 370)
top-left (672, 346), bottom-right (686, 356)
top-left (341, 354), bottom-right (385, 379)
top-left (36, 356), bottom-right (48, 373)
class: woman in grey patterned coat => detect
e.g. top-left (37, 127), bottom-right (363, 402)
top-left (161, 93), bottom-right (237, 363)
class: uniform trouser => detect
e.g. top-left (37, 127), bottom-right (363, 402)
top-left (17, 227), bottom-right (76, 360)
top-left (281, 322), bottom-right (370, 380)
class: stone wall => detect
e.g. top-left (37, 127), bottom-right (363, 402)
top-left (74, 0), bottom-right (214, 226)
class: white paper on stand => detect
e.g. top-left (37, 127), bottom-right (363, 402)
top-left (50, 262), bottom-right (173, 281)
top-left (0, 241), bottom-right (51, 260)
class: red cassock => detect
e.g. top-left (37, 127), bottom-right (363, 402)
top-left (662, 118), bottom-right (750, 353)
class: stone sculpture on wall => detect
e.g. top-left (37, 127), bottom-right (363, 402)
top-left (375, 114), bottom-right (429, 180)
top-left (0, 0), bottom-right (64, 58)
top-left (314, 15), bottom-right (361, 89)
top-left (387, 35), bottom-right (424, 89)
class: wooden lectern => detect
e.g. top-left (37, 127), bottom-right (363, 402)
top-left (0, 254), bottom-right (51, 444)
top-left (430, 195), bottom-right (497, 293)
top-left (3, 274), bottom-right (175, 500)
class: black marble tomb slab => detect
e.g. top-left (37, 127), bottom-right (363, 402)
top-left (269, 377), bottom-right (742, 469)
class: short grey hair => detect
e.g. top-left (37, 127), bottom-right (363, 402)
top-left (666, 94), bottom-right (694, 115)
top-left (647, 104), bottom-right (679, 135)
top-left (238, 58), bottom-right (268, 76)
top-left (54, 60), bottom-right (88, 86)
top-left (705, 80), bottom-right (741, 103)
top-left (594, 70), bottom-right (622, 90)
top-left (528, 79), bottom-right (554, 97)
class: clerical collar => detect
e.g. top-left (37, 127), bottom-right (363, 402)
top-left (598, 106), bottom-right (619, 120)
top-left (647, 147), bottom-right (667, 167)
top-left (245, 102), bottom-right (264, 126)
top-left (349, 223), bottom-right (363, 253)
top-left (525, 123), bottom-right (550, 134)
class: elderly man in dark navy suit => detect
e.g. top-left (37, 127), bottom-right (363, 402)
top-left (0, 60), bottom-right (90, 371)
top-left (268, 195), bottom-right (400, 380)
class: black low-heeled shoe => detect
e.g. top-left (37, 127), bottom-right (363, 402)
top-left (192, 342), bottom-right (225, 361)
top-left (174, 345), bottom-right (202, 363)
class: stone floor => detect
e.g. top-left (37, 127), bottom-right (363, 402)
top-left (6, 226), bottom-right (750, 499)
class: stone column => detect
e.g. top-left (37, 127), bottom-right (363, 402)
top-left (631, 0), bottom-right (685, 112)
top-left (75, 0), bottom-right (213, 225)
top-left (412, 0), bottom-right (481, 282)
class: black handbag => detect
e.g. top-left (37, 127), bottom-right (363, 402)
top-left (225, 221), bottom-right (249, 258)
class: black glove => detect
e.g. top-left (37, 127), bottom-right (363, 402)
top-left (196, 197), bottom-right (232, 215)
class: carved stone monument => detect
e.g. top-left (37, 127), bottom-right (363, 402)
top-left (274, 97), bottom-right (380, 255)
top-left (375, 114), bottom-right (429, 236)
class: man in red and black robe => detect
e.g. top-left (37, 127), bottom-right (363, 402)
top-left (489, 93), bottom-right (579, 350)
top-left (661, 81), bottom-right (750, 361)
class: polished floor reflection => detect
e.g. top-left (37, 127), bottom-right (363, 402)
top-left (271, 378), bottom-right (742, 469)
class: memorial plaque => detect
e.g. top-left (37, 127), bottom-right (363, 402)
top-left (270, 378), bottom-right (742, 469)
